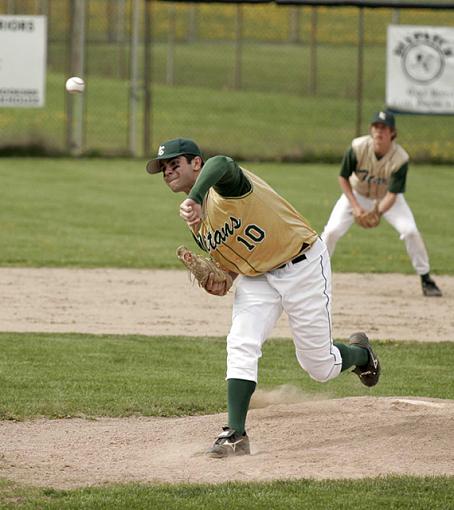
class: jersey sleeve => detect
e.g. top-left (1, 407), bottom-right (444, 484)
top-left (339, 147), bottom-right (358, 179)
top-left (388, 162), bottom-right (408, 193)
top-left (188, 155), bottom-right (251, 204)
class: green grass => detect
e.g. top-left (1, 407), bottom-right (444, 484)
top-left (0, 158), bottom-right (452, 273)
top-left (1, 332), bottom-right (454, 507)
top-left (1, 476), bottom-right (454, 509)
top-left (1, 333), bottom-right (453, 420)
top-left (2, 41), bottom-right (454, 161)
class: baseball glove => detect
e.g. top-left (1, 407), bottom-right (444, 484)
top-left (355, 204), bottom-right (381, 229)
top-left (176, 246), bottom-right (233, 294)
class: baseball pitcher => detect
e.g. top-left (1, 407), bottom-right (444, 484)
top-left (147, 138), bottom-right (381, 458)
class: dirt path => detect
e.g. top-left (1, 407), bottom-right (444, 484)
top-left (1, 268), bottom-right (453, 341)
top-left (0, 268), bottom-right (453, 489)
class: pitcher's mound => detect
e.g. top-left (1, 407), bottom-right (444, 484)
top-left (1, 393), bottom-right (453, 489)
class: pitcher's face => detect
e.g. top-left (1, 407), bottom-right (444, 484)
top-left (161, 156), bottom-right (201, 194)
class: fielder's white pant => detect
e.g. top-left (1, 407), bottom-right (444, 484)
top-left (321, 192), bottom-right (430, 276)
top-left (226, 238), bottom-right (342, 384)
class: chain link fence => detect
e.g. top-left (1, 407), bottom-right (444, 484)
top-left (0, 0), bottom-right (453, 162)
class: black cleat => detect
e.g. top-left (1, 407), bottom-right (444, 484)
top-left (422, 277), bottom-right (442, 297)
top-left (207, 427), bottom-right (251, 458)
top-left (349, 332), bottom-right (380, 387)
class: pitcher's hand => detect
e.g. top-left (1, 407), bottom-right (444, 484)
top-left (180, 198), bottom-right (202, 230)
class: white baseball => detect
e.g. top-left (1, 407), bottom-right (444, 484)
top-left (65, 76), bottom-right (85, 94)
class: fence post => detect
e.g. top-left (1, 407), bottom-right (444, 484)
top-left (355, 7), bottom-right (365, 137)
top-left (38, 0), bottom-right (48, 16)
top-left (66, 0), bottom-right (86, 156)
top-left (128, 0), bottom-right (140, 157)
top-left (187, 4), bottom-right (198, 42)
top-left (117, 0), bottom-right (128, 79)
top-left (107, 1), bottom-right (115, 42)
top-left (309, 6), bottom-right (318, 96)
top-left (38, 0), bottom-right (49, 70)
top-left (143, 0), bottom-right (153, 157)
top-left (116, 0), bottom-right (126, 42)
top-left (234, 3), bottom-right (243, 90)
top-left (6, 0), bottom-right (15, 14)
top-left (167, 2), bottom-right (176, 86)
top-left (107, 0), bottom-right (126, 43)
top-left (392, 8), bottom-right (400, 24)
top-left (289, 6), bottom-right (300, 43)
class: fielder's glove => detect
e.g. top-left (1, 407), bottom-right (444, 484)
top-left (355, 204), bottom-right (381, 229)
top-left (176, 246), bottom-right (233, 295)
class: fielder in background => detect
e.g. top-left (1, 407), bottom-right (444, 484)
top-left (321, 110), bottom-right (442, 298)
top-left (146, 138), bottom-right (381, 459)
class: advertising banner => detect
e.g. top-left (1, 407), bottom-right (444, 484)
top-left (0, 16), bottom-right (47, 107)
top-left (387, 24), bottom-right (454, 114)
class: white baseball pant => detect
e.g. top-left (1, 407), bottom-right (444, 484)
top-left (226, 238), bottom-right (342, 384)
top-left (321, 192), bottom-right (430, 276)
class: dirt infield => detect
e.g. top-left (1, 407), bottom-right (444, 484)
top-left (1, 268), bottom-right (453, 340)
top-left (0, 268), bottom-right (453, 489)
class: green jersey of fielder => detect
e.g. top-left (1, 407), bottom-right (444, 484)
top-left (147, 138), bottom-right (381, 458)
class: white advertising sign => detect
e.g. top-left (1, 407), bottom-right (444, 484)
top-left (387, 25), bottom-right (454, 114)
top-left (0, 15), bottom-right (47, 107)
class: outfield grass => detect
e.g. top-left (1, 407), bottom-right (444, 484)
top-left (0, 333), bottom-right (453, 420)
top-left (0, 158), bottom-right (452, 273)
top-left (1, 476), bottom-right (454, 510)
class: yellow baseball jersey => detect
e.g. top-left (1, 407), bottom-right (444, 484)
top-left (194, 169), bottom-right (318, 276)
top-left (349, 135), bottom-right (409, 199)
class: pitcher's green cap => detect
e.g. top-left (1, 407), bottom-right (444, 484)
top-left (370, 111), bottom-right (395, 129)
top-left (146, 138), bottom-right (203, 174)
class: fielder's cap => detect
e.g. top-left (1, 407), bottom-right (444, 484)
top-left (370, 110), bottom-right (396, 129)
top-left (146, 138), bottom-right (203, 174)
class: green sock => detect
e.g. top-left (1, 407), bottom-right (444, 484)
top-left (227, 378), bottom-right (256, 435)
top-left (334, 342), bottom-right (368, 372)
